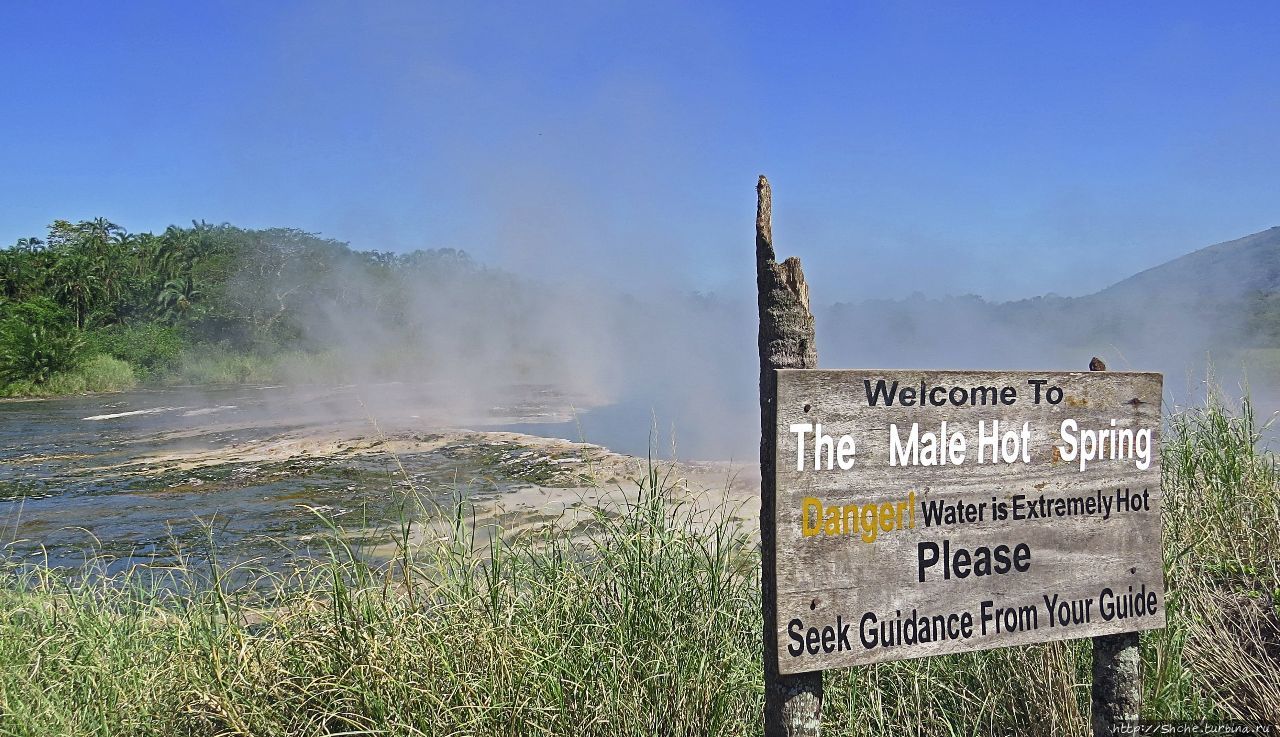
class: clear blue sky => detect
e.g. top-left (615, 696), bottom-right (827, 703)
top-left (2, 1), bottom-right (1277, 301)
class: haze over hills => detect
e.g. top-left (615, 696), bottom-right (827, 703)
top-left (2, 217), bottom-right (1276, 457)
top-left (1052, 225), bottom-right (1280, 357)
top-left (1094, 226), bottom-right (1280, 304)
top-left (819, 226), bottom-right (1280, 404)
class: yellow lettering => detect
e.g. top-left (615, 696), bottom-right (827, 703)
top-left (861, 507), bottom-right (878, 542)
top-left (824, 506), bottom-right (842, 536)
top-left (800, 493), bottom-right (916, 541)
top-left (801, 497), bottom-right (822, 536)
top-left (878, 502), bottom-right (896, 532)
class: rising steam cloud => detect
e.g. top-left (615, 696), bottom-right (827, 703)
top-left (238, 220), bottom-right (1274, 462)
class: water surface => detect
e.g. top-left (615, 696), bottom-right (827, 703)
top-left (0, 383), bottom-right (642, 573)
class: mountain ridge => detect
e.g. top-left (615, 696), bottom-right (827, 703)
top-left (1091, 226), bottom-right (1280, 303)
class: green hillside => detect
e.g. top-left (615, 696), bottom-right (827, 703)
top-left (1081, 226), bottom-right (1280, 362)
top-left (1094, 226), bottom-right (1280, 305)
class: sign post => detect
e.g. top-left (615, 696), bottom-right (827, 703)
top-left (1090, 356), bottom-right (1143, 737)
top-left (756, 175), bottom-right (824, 737)
top-left (753, 178), bottom-right (1163, 735)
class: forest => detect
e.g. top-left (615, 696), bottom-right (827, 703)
top-left (0, 218), bottom-right (478, 396)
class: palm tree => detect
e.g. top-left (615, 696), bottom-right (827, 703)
top-left (156, 275), bottom-right (202, 321)
top-left (151, 227), bottom-right (195, 286)
top-left (84, 217), bottom-right (121, 247)
top-left (51, 253), bottom-right (102, 330)
top-left (4, 237), bottom-right (44, 300)
top-left (0, 251), bottom-right (21, 300)
top-left (92, 231), bottom-right (131, 306)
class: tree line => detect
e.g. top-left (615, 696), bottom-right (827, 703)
top-left (0, 218), bottom-right (476, 394)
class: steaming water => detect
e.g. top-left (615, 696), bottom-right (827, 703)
top-left (0, 383), bottom-right (703, 575)
top-left (5, 366), bottom-right (1261, 579)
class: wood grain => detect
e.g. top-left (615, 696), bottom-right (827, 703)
top-left (757, 175), bottom-right (823, 733)
top-left (773, 369), bottom-right (1165, 673)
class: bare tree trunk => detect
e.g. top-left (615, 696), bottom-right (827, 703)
top-left (756, 175), bottom-right (823, 736)
top-left (1089, 355), bottom-right (1142, 736)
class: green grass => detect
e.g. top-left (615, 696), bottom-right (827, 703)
top-left (0, 345), bottom-right (346, 396)
top-left (167, 347), bottom-right (350, 387)
top-left (1152, 392), bottom-right (1280, 721)
top-left (165, 346), bottom-right (278, 386)
top-left (83, 323), bottom-right (186, 381)
top-left (75, 354), bottom-right (139, 392)
top-left (0, 396), bottom-right (1277, 735)
top-left (0, 354), bottom-right (137, 397)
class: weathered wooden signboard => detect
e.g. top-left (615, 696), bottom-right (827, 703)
top-left (774, 369), bottom-right (1165, 673)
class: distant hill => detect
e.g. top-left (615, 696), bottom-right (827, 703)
top-left (1093, 226), bottom-right (1280, 305)
top-left (1076, 226), bottom-right (1280, 355)
top-left (819, 226), bottom-right (1280, 379)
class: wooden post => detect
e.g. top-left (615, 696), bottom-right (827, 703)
top-left (1089, 355), bottom-right (1142, 736)
top-left (756, 175), bottom-right (823, 736)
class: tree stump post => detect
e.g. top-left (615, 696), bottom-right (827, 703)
top-left (1089, 355), bottom-right (1142, 736)
top-left (756, 175), bottom-right (823, 737)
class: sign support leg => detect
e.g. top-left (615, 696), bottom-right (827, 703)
top-left (756, 175), bottom-right (823, 737)
top-left (1089, 356), bottom-right (1142, 736)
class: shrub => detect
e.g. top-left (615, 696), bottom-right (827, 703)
top-left (0, 298), bottom-right (84, 385)
top-left (76, 354), bottom-right (138, 392)
top-left (83, 323), bottom-right (186, 380)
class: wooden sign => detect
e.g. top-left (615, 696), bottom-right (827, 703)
top-left (773, 369), bottom-right (1165, 673)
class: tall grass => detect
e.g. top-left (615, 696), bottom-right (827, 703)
top-left (166, 347), bottom-right (347, 386)
top-left (74, 354), bottom-right (139, 392)
top-left (0, 468), bottom-right (763, 736)
top-left (0, 354), bottom-right (137, 397)
top-left (1154, 393), bottom-right (1280, 722)
top-left (0, 396), bottom-right (1277, 735)
top-left (168, 346), bottom-right (277, 385)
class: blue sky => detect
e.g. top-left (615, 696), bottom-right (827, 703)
top-left (1, 1), bottom-right (1277, 301)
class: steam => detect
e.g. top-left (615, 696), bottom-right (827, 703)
top-left (238, 221), bottom-right (1275, 462)
top-left (242, 242), bottom-right (761, 460)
